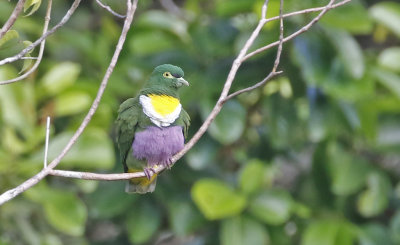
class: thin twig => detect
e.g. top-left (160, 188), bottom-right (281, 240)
top-left (49, 0), bottom-right (349, 182)
top-left (224, 0), bottom-right (285, 101)
top-left (44, 117), bottom-right (51, 168)
top-left (95, 0), bottom-right (126, 18)
top-left (0, 0), bottom-right (53, 85)
top-left (0, 0), bottom-right (139, 206)
top-left (272, 0), bottom-right (284, 72)
top-left (47, 0), bottom-right (273, 181)
top-left (0, 0), bottom-right (27, 40)
top-left (243, 0), bottom-right (340, 61)
top-left (0, 0), bottom-right (81, 67)
top-left (264, 0), bottom-right (351, 25)
top-left (0, 0), bottom-right (352, 201)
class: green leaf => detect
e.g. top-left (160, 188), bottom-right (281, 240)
top-left (40, 62), bottom-right (81, 95)
top-left (239, 159), bottom-right (266, 194)
top-left (359, 223), bottom-right (392, 245)
top-left (320, 1), bottom-right (373, 34)
top-left (326, 29), bottom-right (364, 79)
top-left (221, 216), bottom-right (270, 245)
top-left (302, 219), bottom-right (357, 245)
top-left (135, 10), bottom-right (189, 41)
top-left (0, 30), bottom-right (19, 48)
top-left (186, 137), bottom-right (217, 170)
top-left (390, 211), bottom-right (400, 243)
top-left (167, 200), bottom-right (204, 236)
top-left (328, 146), bottom-right (371, 196)
top-left (205, 100), bottom-right (246, 145)
top-left (129, 30), bottom-right (175, 55)
top-left (33, 128), bottom-right (115, 170)
top-left (54, 91), bottom-right (91, 116)
top-left (378, 47), bottom-right (400, 72)
top-left (191, 178), bottom-right (247, 220)
top-left (373, 68), bottom-right (400, 98)
top-left (249, 190), bottom-right (292, 225)
top-left (88, 182), bottom-right (136, 219)
top-left (357, 172), bottom-right (391, 217)
top-left (215, 0), bottom-right (256, 17)
top-left (24, 0), bottom-right (41, 16)
top-left (25, 184), bottom-right (87, 236)
top-left (370, 2), bottom-right (400, 37)
top-left (125, 201), bottom-right (161, 244)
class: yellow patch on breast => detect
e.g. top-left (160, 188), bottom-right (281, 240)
top-left (148, 94), bottom-right (180, 116)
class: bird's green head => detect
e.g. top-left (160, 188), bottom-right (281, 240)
top-left (143, 64), bottom-right (189, 96)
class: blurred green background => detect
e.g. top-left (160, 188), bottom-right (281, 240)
top-left (1, 0), bottom-right (400, 244)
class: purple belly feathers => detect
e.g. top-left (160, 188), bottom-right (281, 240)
top-left (132, 126), bottom-right (184, 166)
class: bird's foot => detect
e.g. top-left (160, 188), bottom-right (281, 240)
top-left (143, 167), bottom-right (156, 180)
top-left (161, 158), bottom-right (173, 169)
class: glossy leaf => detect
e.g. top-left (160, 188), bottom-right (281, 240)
top-left (390, 211), bottom-right (400, 243)
top-left (33, 129), bottom-right (115, 170)
top-left (221, 216), bottom-right (270, 245)
top-left (0, 30), bottom-right (19, 48)
top-left (373, 68), bottom-right (400, 98)
top-left (24, 0), bottom-right (41, 16)
top-left (125, 201), bottom-right (161, 244)
top-left (328, 147), bottom-right (371, 196)
top-left (358, 223), bottom-right (392, 245)
top-left (40, 62), bottom-right (81, 95)
top-left (192, 178), bottom-right (246, 220)
top-left (302, 220), bottom-right (356, 245)
top-left (54, 91), bottom-right (91, 116)
top-left (357, 172), bottom-right (391, 217)
top-left (239, 159), bottom-right (266, 194)
top-left (370, 2), bottom-right (400, 37)
top-left (378, 47), bottom-right (400, 72)
top-left (26, 184), bottom-right (87, 236)
top-left (320, 1), bottom-right (373, 34)
top-left (326, 29), bottom-right (364, 79)
top-left (249, 190), bottom-right (292, 225)
top-left (205, 100), bottom-right (246, 145)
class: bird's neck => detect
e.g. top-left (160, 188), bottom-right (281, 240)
top-left (140, 87), bottom-right (179, 99)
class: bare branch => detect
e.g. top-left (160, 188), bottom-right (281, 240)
top-left (272, 0), bottom-right (284, 72)
top-left (0, 0), bottom-right (353, 200)
top-left (44, 117), bottom-right (51, 168)
top-left (0, 0), bottom-right (139, 206)
top-left (0, 0), bottom-right (27, 40)
top-left (47, 0), bottom-right (351, 183)
top-left (264, 0), bottom-right (351, 24)
top-left (0, 0), bottom-right (81, 67)
top-left (95, 0), bottom-right (126, 18)
top-left (243, 0), bottom-right (341, 61)
top-left (0, 0), bottom-right (53, 85)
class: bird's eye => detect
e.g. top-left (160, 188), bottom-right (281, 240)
top-left (163, 72), bottom-right (173, 78)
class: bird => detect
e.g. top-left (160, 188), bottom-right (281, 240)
top-left (115, 64), bottom-right (190, 193)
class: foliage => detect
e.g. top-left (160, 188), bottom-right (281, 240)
top-left (1, 0), bottom-right (400, 244)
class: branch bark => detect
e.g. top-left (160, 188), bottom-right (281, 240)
top-left (0, 0), bottom-right (81, 67)
top-left (0, 0), bottom-right (27, 40)
top-left (95, 0), bottom-right (126, 18)
top-left (0, 0), bottom-right (352, 204)
top-left (48, 0), bottom-right (351, 182)
top-left (0, 0), bottom-right (139, 206)
top-left (0, 0), bottom-right (53, 85)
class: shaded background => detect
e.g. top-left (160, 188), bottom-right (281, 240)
top-left (1, 0), bottom-right (400, 244)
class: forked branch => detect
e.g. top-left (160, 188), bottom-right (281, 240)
top-left (0, 0), bottom-right (352, 205)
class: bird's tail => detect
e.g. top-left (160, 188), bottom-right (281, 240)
top-left (125, 169), bottom-right (158, 194)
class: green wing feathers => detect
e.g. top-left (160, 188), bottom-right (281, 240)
top-left (115, 98), bottom-right (140, 172)
top-left (176, 108), bottom-right (190, 139)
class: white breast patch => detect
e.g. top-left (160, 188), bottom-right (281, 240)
top-left (139, 95), bottom-right (182, 127)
